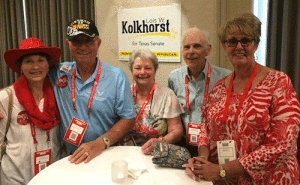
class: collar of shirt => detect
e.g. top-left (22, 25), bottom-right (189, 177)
top-left (74, 57), bottom-right (103, 83)
top-left (185, 59), bottom-right (209, 82)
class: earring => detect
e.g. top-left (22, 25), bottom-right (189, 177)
top-left (21, 70), bottom-right (24, 75)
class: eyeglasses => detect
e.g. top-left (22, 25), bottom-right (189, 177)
top-left (224, 38), bottom-right (254, 47)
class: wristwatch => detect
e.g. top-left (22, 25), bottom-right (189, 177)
top-left (101, 135), bottom-right (110, 149)
top-left (219, 165), bottom-right (226, 180)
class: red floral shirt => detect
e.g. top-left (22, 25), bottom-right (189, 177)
top-left (199, 69), bottom-right (300, 185)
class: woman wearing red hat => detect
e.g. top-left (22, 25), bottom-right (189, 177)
top-left (0, 37), bottom-right (61, 184)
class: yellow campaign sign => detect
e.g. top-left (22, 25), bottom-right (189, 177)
top-left (119, 51), bottom-right (179, 57)
top-left (154, 52), bottom-right (179, 57)
top-left (128, 28), bottom-right (178, 39)
top-left (118, 4), bottom-right (181, 62)
top-left (119, 51), bottom-right (132, 56)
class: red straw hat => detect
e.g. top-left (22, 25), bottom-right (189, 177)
top-left (4, 37), bottom-right (61, 74)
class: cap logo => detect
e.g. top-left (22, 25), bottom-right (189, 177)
top-left (67, 19), bottom-right (98, 40)
top-left (67, 19), bottom-right (92, 36)
top-left (67, 26), bottom-right (85, 37)
top-left (70, 19), bottom-right (91, 26)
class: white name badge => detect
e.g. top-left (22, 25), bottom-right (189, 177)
top-left (217, 140), bottom-right (237, 165)
top-left (60, 64), bottom-right (71, 73)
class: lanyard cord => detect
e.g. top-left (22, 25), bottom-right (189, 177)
top-left (221, 63), bottom-right (258, 134)
top-left (71, 60), bottom-right (102, 119)
top-left (147, 91), bottom-right (155, 127)
top-left (133, 83), bottom-right (156, 123)
top-left (30, 123), bottom-right (50, 151)
top-left (185, 63), bottom-right (211, 121)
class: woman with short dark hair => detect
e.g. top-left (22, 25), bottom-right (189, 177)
top-left (0, 37), bottom-right (61, 184)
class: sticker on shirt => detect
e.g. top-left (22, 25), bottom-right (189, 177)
top-left (58, 75), bottom-right (68, 88)
top-left (64, 118), bottom-right (88, 146)
top-left (60, 64), bottom-right (71, 73)
top-left (217, 140), bottom-right (237, 165)
top-left (17, 111), bottom-right (30, 125)
top-left (186, 122), bottom-right (203, 146)
top-left (34, 149), bottom-right (51, 175)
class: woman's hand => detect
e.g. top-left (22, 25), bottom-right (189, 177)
top-left (141, 138), bottom-right (159, 155)
top-left (68, 138), bottom-right (106, 164)
top-left (183, 157), bottom-right (220, 182)
top-left (183, 157), bottom-right (201, 181)
top-left (183, 157), bottom-right (207, 182)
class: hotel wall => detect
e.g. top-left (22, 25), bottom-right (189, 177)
top-left (95, 0), bottom-right (252, 87)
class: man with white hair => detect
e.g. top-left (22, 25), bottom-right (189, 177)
top-left (48, 19), bottom-right (135, 164)
top-left (168, 27), bottom-right (231, 157)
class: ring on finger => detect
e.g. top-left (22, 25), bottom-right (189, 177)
top-left (84, 151), bottom-right (89, 157)
top-left (198, 174), bottom-right (203, 179)
top-left (196, 164), bottom-right (202, 167)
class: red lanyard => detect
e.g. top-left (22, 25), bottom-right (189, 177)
top-left (71, 60), bottom-right (102, 116)
top-left (185, 63), bottom-right (211, 117)
top-left (132, 80), bottom-right (137, 103)
top-left (30, 122), bottom-right (50, 150)
top-left (221, 63), bottom-right (258, 133)
top-left (132, 83), bottom-right (156, 123)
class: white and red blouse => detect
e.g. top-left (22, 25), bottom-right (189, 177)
top-left (199, 69), bottom-right (300, 185)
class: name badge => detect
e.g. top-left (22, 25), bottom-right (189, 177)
top-left (60, 64), bottom-right (71, 73)
top-left (34, 149), bottom-right (51, 175)
top-left (64, 118), bottom-right (88, 146)
top-left (186, 122), bottom-right (203, 146)
top-left (217, 140), bottom-right (237, 165)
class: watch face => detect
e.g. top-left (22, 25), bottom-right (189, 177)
top-left (101, 135), bottom-right (110, 148)
top-left (220, 170), bottom-right (226, 177)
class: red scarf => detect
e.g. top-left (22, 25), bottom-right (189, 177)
top-left (14, 75), bottom-right (60, 130)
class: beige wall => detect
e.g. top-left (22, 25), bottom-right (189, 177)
top-left (95, 0), bottom-right (252, 87)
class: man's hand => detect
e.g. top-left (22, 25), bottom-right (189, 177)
top-left (68, 138), bottom-right (105, 164)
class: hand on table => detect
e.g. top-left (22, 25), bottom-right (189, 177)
top-left (141, 138), bottom-right (159, 155)
top-left (68, 139), bottom-right (105, 164)
top-left (183, 157), bottom-right (220, 182)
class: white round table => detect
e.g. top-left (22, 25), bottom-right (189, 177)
top-left (28, 146), bottom-right (213, 185)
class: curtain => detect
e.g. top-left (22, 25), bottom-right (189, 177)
top-left (266, 0), bottom-right (300, 97)
top-left (266, 0), bottom-right (300, 177)
top-left (0, 0), bottom-right (95, 89)
top-left (25, 0), bottom-right (95, 64)
top-left (0, 0), bottom-right (25, 88)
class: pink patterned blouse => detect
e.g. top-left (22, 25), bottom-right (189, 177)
top-left (199, 69), bottom-right (300, 185)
